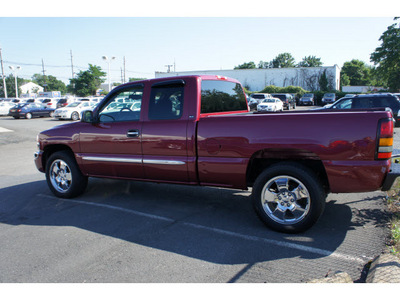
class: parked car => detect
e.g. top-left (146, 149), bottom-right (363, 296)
top-left (271, 93), bottom-right (296, 110)
top-left (40, 98), bottom-right (58, 109)
top-left (257, 98), bottom-right (283, 112)
top-left (321, 93), bottom-right (336, 104)
top-left (299, 93), bottom-right (314, 106)
top-left (8, 103), bottom-right (55, 119)
top-left (0, 102), bottom-right (16, 116)
top-left (248, 93), bottom-right (273, 111)
top-left (56, 98), bottom-right (76, 109)
top-left (53, 101), bottom-right (97, 121)
top-left (314, 93), bottom-right (400, 126)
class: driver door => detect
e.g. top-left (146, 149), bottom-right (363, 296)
top-left (79, 85), bottom-right (144, 179)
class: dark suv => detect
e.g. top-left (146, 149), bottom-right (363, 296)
top-left (316, 93), bottom-right (400, 126)
top-left (271, 93), bottom-right (296, 110)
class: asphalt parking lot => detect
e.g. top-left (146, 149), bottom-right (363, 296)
top-left (0, 109), bottom-right (394, 283)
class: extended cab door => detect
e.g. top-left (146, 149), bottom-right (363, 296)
top-left (79, 84), bottom-right (144, 179)
top-left (141, 80), bottom-right (193, 183)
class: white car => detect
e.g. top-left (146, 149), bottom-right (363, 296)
top-left (257, 98), bottom-right (283, 112)
top-left (53, 101), bottom-right (97, 121)
top-left (0, 102), bottom-right (16, 115)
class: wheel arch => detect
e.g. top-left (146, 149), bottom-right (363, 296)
top-left (42, 144), bottom-right (76, 173)
top-left (246, 148), bottom-right (330, 194)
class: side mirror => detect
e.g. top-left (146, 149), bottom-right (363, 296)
top-left (81, 110), bottom-right (95, 123)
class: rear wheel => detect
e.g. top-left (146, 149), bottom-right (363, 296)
top-left (26, 113), bottom-right (32, 119)
top-left (45, 151), bottom-right (88, 198)
top-left (252, 163), bottom-right (326, 233)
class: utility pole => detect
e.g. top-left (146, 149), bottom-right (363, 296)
top-left (42, 59), bottom-right (47, 92)
top-left (121, 68), bottom-right (123, 83)
top-left (165, 64), bottom-right (173, 73)
top-left (0, 47), bottom-right (7, 98)
top-left (123, 56), bottom-right (126, 83)
top-left (70, 50), bottom-right (74, 79)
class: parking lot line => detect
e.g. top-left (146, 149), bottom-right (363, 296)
top-left (0, 127), bottom-right (13, 133)
top-left (38, 193), bottom-right (369, 264)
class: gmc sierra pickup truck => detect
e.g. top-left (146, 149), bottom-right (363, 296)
top-left (34, 75), bottom-right (399, 233)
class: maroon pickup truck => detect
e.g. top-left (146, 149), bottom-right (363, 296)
top-left (34, 75), bottom-right (399, 233)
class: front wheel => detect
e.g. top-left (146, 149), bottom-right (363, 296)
top-left (26, 113), bottom-right (32, 119)
top-left (252, 163), bottom-right (326, 233)
top-left (45, 151), bottom-right (88, 198)
top-left (71, 111), bottom-right (79, 121)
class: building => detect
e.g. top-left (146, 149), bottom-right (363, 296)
top-left (155, 65), bottom-right (341, 92)
top-left (20, 82), bottom-right (43, 96)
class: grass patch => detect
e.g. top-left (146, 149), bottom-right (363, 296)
top-left (386, 178), bottom-right (400, 256)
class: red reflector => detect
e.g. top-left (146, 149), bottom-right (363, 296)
top-left (378, 152), bottom-right (392, 159)
top-left (380, 119), bottom-right (393, 138)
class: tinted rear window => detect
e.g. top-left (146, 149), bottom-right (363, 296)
top-left (201, 80), bottom-right (247, 114)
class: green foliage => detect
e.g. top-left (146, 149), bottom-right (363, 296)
top-left (297, 56), bottom-right (323, 67)
top-left (0, 75), bottom-right (25, 97)
top-left (68, 64), bottom-right (106, 97)
top-left (234, 61), bottom-right (256, 69)
top-left (32, 73), bottom-right (66, 94)
top-left (341, 59), bottom-right (372, 86)
top-left (128, 77), bottom-right (147, 82)
top-left (340, 73), bottom-right (350, 88)
top-left (371, 19), bottom-right (400, 92)
top-left (319, 70), bottom-right (329, 91)
top-left (269, 53), bottom-right (296, 68)
top-left (258, 85), bottom-right (308, 99)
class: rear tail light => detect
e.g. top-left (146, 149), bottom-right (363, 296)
top-left (17, 109), bottom-right (21, 112)
top-left (376, 118), bottom-right (394, 160)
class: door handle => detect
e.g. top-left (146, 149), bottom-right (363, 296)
top-left (127, 129), bottom-right (140, 138)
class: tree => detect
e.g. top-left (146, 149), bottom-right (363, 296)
top-left (341, 59), bottom-right (372, 86)
top-left (370, 18), bottom-right (400, 92)
top-left (269, 53), bottom-right (296, 68)
top-left (32, 74), bottom-right (66, 94)
top-left (68, 64), bottom-right (106, 96)
top-left (318, 70), bottom-right (329, 91)
top-left (234, 61), bottom-right (256, 69)
top-left (297, 56), bottom-right (323, 67)
top-left (0, 75), bottom-right (25, 98)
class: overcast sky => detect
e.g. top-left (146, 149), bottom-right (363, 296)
top-left (1, 1), bottom-right (398, 84)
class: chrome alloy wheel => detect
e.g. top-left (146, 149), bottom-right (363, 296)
top-left (49, 159), bottom-right (73, 193)
top-left (261, 175), bottom-right (311, 225)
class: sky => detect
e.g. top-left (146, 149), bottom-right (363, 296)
top-left (0, 1), bottom-right (399, 85)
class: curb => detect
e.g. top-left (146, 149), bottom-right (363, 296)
top-left (366, 253), bottom-right (400, 283)
top-left (308, 253), bottom-right (400, 283)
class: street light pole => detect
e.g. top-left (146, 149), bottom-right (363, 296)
top-left (0, 47), bottom-right (7, 98)
top-left (9, 65), bottom-right (21, 98)
top-left (102, 55), bottom-right (116, 92)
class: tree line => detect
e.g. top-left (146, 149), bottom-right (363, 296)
top-left (234, 18), bottom-right (400, 92)
top-left (1, 18), bottom-right (399, 97)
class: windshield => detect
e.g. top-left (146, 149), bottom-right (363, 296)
top-left (251, 94), bottom-right (265, 99)
top-left (304, 94), bottom-right (313, 97)
top-left (262, 99), bottom-right (275, 103)
top-left (325, 93), bottom-right (334, 97)
top-left (67, 102), bottom-right (81, 108)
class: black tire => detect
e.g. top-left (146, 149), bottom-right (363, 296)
top-left (71, 111), bottom-right (79, 121)
top-left (45, 151), bottom-right (88, 198)
top-left (252, 162), bottom-right (326, 233)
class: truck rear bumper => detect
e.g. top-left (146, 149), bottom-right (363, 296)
top-left (381, 156), bottom-right (400, 191)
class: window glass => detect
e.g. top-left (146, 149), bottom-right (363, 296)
top-left (334, 98), bottom-right (352, 109)
top-left (201, 80), bottom-right (247, 114)
top-left (148, 85), bottom-right (184, 120)
top-left (98, 86), bottom-right (143, 122)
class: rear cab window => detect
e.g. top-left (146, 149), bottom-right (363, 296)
top-left (200, 80), bottom-right (248, 116)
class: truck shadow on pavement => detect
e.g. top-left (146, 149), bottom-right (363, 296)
top-left (0, 178), bottom-right (389, 267)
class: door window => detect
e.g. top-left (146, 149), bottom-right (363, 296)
top-left (98, 86), bottom-right (143, 122)
top-left (148, 85), bottom-right (184, 120)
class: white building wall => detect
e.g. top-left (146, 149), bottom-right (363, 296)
top-left (155, 65), bottom-right (340, 92)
